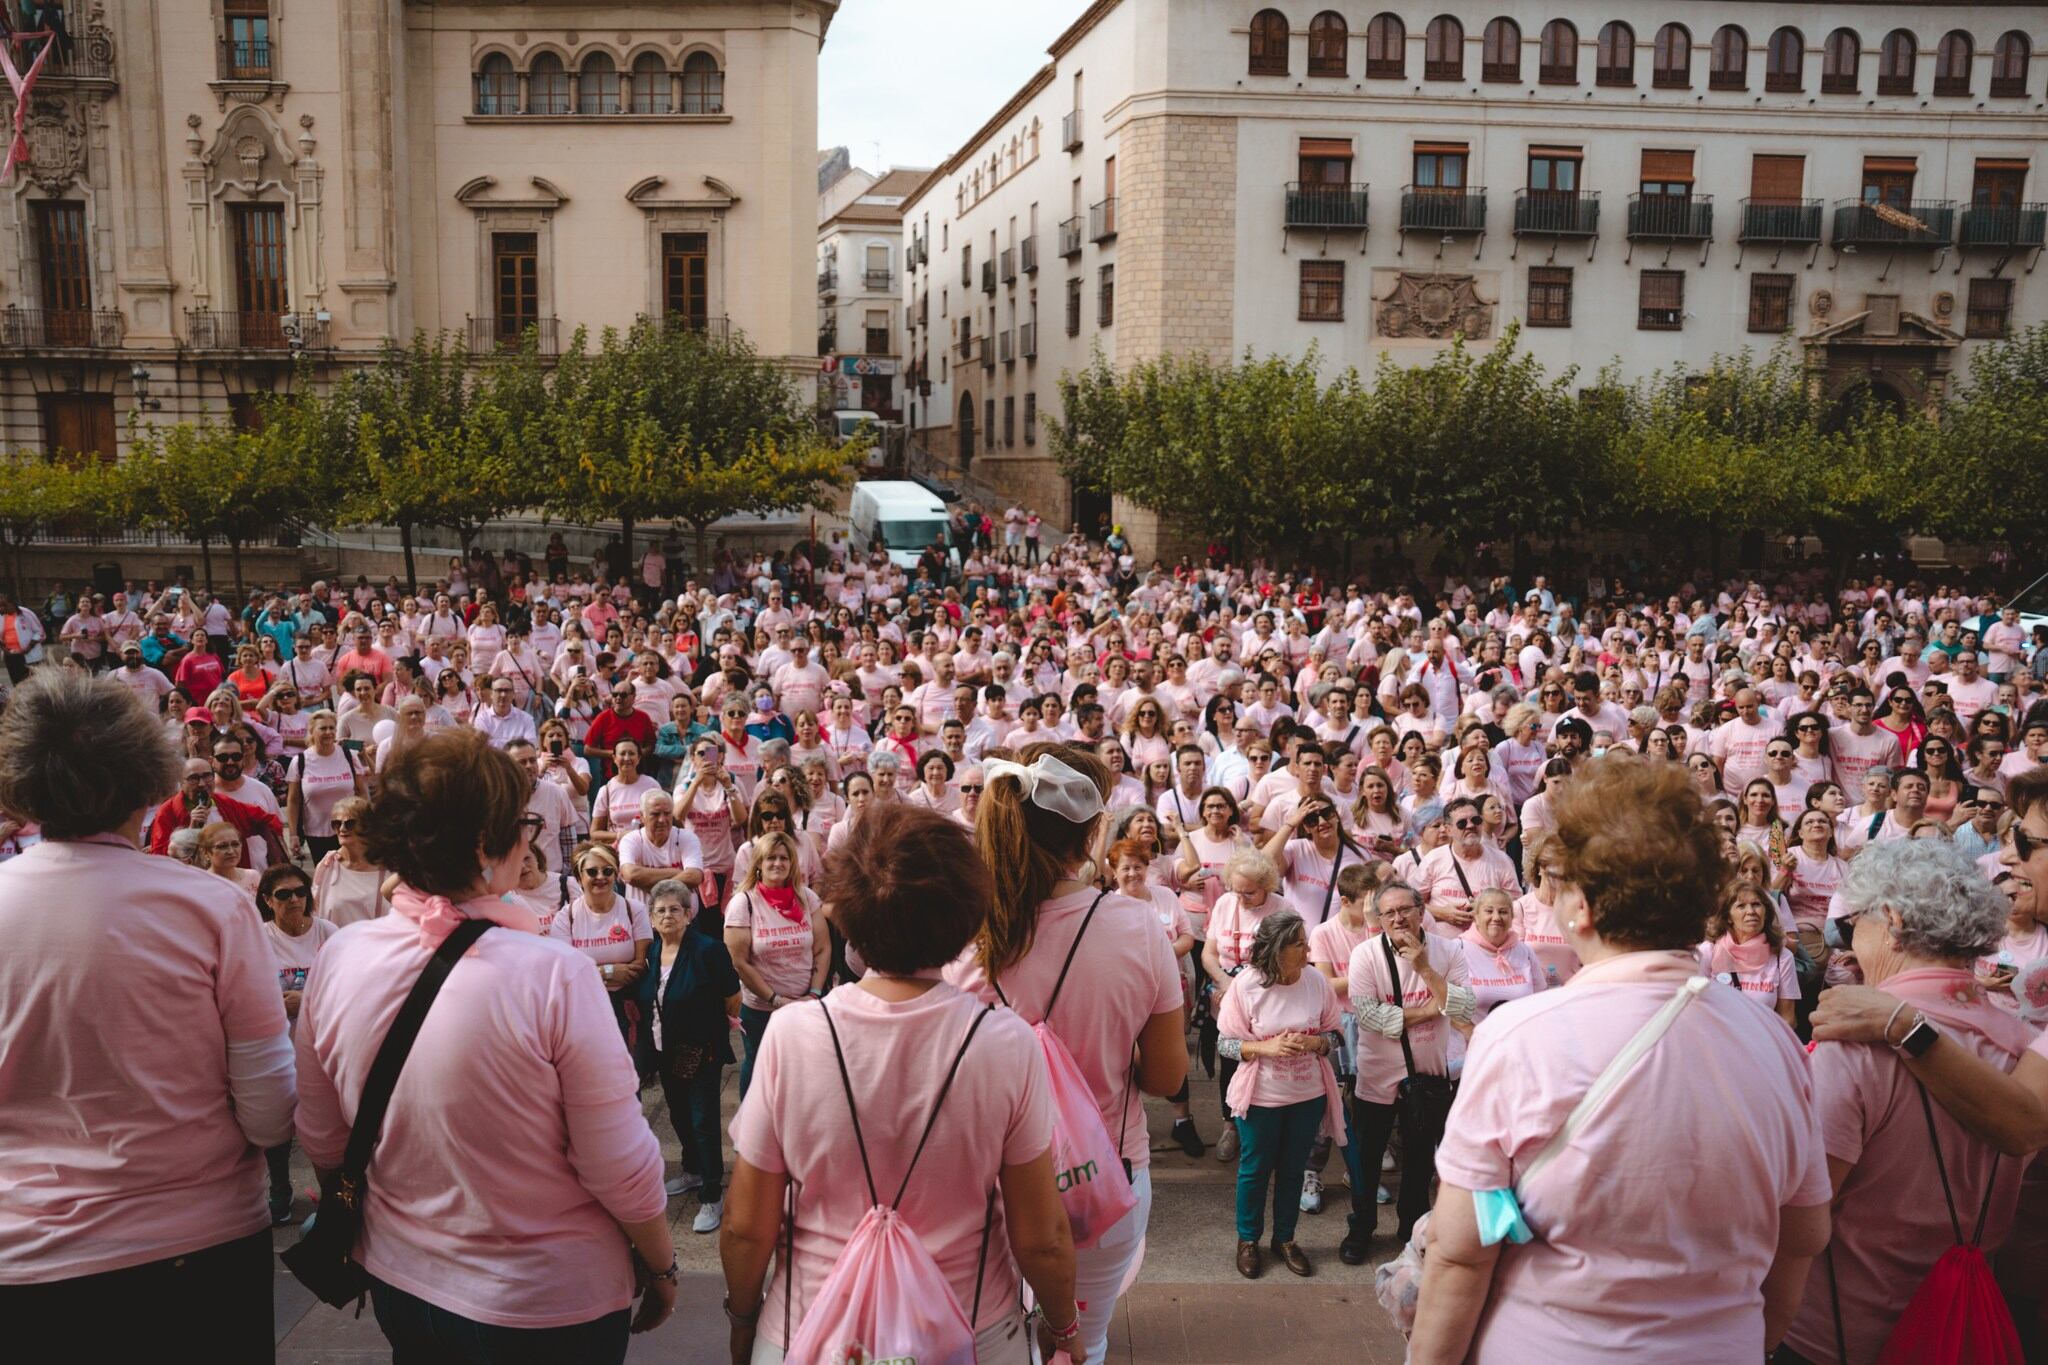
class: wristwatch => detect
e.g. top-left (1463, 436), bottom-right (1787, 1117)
top-left (1895, 1013), bottom-right (1939, 1058)
top-left (604, 963), bottom-right (615, 982)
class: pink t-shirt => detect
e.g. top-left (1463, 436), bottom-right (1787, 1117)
top-left (1348, 932), bottom-right (1468, 1103)
top-left (1829, 723), bottom-right (1904, 794)
top-left (1413, 844), bottom-right (1520, 913)
top-left (616, 825), bottom-right (703, 915)
top-left (723, 884), bottom-right (822, 1008)
top-left (265, 915), bottom-right (338, 1027)
top-left (548, 893), bottom-right (650, 966)
top-left (1698, 942), bottom-right (1800, 1005)
top-left (1139, 883), bottom-right (1191, 944)
top-left (1782, 847), bottom-right (1847, 930)
top-left (1206, 891), bottom-right (1288, 973)
top-left (682, 783), bottom-right (739, 872)
top-left (0, 838), bottom-right (287, 1280)
top-left (1458, 936), bottom-right (1549, 1022)
top-left (1276, 838), bottom-right (1349, 928)
top-left (1785, 969), bottom-right (2031, 1363)
top-left (291, 745), bottom-right (360, 838)
top-left (1435, 951), bottom-right (1831, 1364)
top-left (1711, 716), bottom-right (1776, 797)
top-left (591, 775), bottom-right (661, 837)
top-left (730, 981), bottom-right (1053, 1351)
top-left (1308, 915), bottom-right (1373, 1003)
top-left (1224, 969), bottom-right (1342, 1108)
top-left (946, 889), bottom-right (1182, 1173)
top-left (1511, 892), bottom-right (1580, 986)
top-left (294, 910), bottom-right (663, 1328)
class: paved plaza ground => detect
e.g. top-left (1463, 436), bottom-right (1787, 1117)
top-left (270, 1041), bottom-right (1412, 1362)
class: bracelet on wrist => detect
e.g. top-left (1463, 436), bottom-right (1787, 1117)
top-left (722, 1293), bottom-right (761, 1325)
top-left (1040, 1307), bottom-right (1081, 1342)
top-left (637, 1251), bottom-right (679, 1286)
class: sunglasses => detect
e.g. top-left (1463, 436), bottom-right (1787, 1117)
top-left (1304, 810), bottom-right (1336, 826)
top-left (270, 885), bottom-right (310, 901)
top-left (1452, 817), bottom-right (1480, 830)
top-left (579, 864), bottom-right (616, 878)
top-left (957, 783), bottom-right (984, 794)
top-left (213, 753), bottom-right (244, 764)
top-left (1796, 724), bottom-right (1822, 733)
top-left (1766, 749), bottom-right (1794, 759)
top-left (1689, 760), bottom-right (1715, 771)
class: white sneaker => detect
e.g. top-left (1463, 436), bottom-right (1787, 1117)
top-left (1381, 1151), bottom-right (1396, 1172)
top-left (665, 1173), bottom-right (703, 1197)
top-left (1299, 1169), bottom-right (1324, 1214)
top-left (692, 1200), bottom-right (723, 1234)
top-left (1377, 1184), bottom-right (1393, 1205)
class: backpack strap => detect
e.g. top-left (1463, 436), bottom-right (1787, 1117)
top-left (1382, 931), bottom-right (1424, 1082)
top-left (1042, 888), bottom-right (1112, 1023)
top-left (1914, 1080), bottom-right (1999, 1247)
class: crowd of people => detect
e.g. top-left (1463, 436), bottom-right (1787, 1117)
top-left (2, 520), bottom-right (2046, 1363)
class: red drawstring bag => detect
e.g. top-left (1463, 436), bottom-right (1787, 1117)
top-left (1833, 1083), bottom-right (2024, 1365)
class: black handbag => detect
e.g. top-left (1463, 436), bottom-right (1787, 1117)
top-left (281, 918), bottom-right (492, 1308)
top-left (1382, 933), bottom-right (1457, 1144)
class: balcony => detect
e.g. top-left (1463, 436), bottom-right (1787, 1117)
top-left (1738, 198), bottom-right (1823, 244)
top-left (0, 306), bottom-right (124, 349)
top-left (465, 315), bottom-right (559, 356)
top-left (1512, 190), bottom-right (1600, 237)
top-left (1285, 183), bottom-right (1370, 231)
top-left (218, 38), bottom-right (273, 81)
top-left (1399, 187), bottom-right (1488, 234)
top-left (1959, 203), bottom-right (2048, 250)
top-left (1000, 247), bottom-right (1017, 284)
top-left (185, 309), bottom-right (331, 351)
top-left (818, 327), bottom-right (837, 356)
top-left (649, 313), bottom-right (731, 342)
top-left (864, 267), bottom-right (893, 291)
top-left (999, 330), bottom-right (1014, 364)
top-left (1020, 321), bottom-right (1037, 359)
top-left (956, 331), bottom-right (974, 359)
top-left (1089, 197), bottom-right (1118, 242)
top-left (818, 265), bottom-right (837, 296)
top-left (1059, 216), bottom-right (1084, 257)
top-left (976, 335), bottom-right (994, 370)
top-left (1063, 109), bottom-right (1083, 152)
top-left (1021, 236), bottom-right (1039, 273)
top-left (980, 260), bottom-right (996, 295)
top-left (1626, 193), bottom-right (1714, 241)
top-left (1831, 199), bottom-right (1955, 249)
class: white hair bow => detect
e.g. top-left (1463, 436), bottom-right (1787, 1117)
top-left (984, 754), bottom-right (1104, 825)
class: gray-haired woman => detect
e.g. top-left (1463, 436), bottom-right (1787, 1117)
top-left (1217, 909), bottom-right (1345, 1280)
top-left (1781, 839), bottom-right (2033, 1364)
top-left (0, 672), bottom-right (294, 1357)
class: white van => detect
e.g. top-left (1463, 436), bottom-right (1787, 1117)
top-left (848, 480), bottom-right (950, 571)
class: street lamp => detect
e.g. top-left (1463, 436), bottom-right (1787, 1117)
top-left (129, 364), bottom-right (163, 412)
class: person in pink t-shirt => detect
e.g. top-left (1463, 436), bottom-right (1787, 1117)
top-left (1411, 757), bottom-right (1831, 1365)
top-left (721, 803), bottom-right (1079, 1364)
top-left (294, 732), bottom-right (675, 1356)
top-left (723, 831), bottom-right (830, 1100)
top-left (0, 674), bottom-right (294, 1360)
top-left (944, 743), bottom-right (1186, 1365)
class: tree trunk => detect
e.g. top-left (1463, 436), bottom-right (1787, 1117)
top-left (199, 536), bottom-right (215, 594)
top-left (229, 536), bottom-right (246, 602)
top-left (620, 515), bottom-right (635, 565)
top-left (693, 520), bottom-right (712, 582)
top-left (400, 521), bottom-right (418, 593)
top-left (10, 536), bottom-right (23, 601)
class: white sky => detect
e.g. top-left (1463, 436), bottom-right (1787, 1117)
top-left (820, 0), bottom-right (1094, 174)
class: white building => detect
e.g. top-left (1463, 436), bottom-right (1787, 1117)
top-left (818, 162), bottom-right (929, 420)
top-left (900, 0), bottom-right (2047, 549)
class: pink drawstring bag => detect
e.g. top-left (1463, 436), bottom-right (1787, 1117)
top-left (995, 891), bottom-right (1138, 1251)
top-left (784, 998), bottom-right (1002, 1365)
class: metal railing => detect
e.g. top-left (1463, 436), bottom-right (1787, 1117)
top-left (647, 313), bottom-right (732, 342)
top-left (863, 267), bottom-right (892, 291)
top-left (818, 265), bottom-right (838, 294)
top-left (1000, 248), bottom-right (1017, 283)
top-left (1089, 197), bottom-right (1118, 242)
top-left (976, 335), bottom-right (993, 369)
top-left (1059, 217), bottom-right (1084, 257)
top-left (999, 330), bottom-right (1014, 364)
top-left (465, 315), bottom-right (560, 356)
top-left (1831, 199), bottom-right (1955, 249)
top-left (1285, 182), bottom-right (1370, 230)
top-left (818, 327), bottom-right (836, 356)
top-left (1062, 109), bottom-right (1083, 151)
top-left (1626, 193), bottom-right (1714, 241)
top-left (184, 309), bottom-right (329, 351)
top-left (218, 39), bottom-right (273, 80)
top-left (980, 260), bottom-right (996, 294)
top-left (1019, 321), bottom-right (1037, 359)
top-left (1400, 187), bottom-right (1488, 233)
top-left (1021, 236), bottom-right (1039, 273)
top-left (1738, 198), bottom-right (1823, 243)
top-left (0, 306), bottom-right (124, 349)
top-left (1959, 203), bottom-right (2047, 249)
top-left (1512, 190), bottom-right (1600, 236)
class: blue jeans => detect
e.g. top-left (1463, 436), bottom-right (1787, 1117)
top-left (738, 1003), bottom-right (772, 1099)
top-left (370, 1278), bottom-right (630, 1365)
top-left (1234, 1096), bottom-right (1326, 1244)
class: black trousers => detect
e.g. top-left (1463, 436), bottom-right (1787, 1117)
top-left (660, 1062), bottom-right (726, 1202)
top-left (1348, 1093), bottom-right (1438, 1244)
top-left (0, 1226), bottom-right (272, 1365)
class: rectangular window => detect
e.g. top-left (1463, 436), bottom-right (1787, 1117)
top-left (1971, 161), bottom-right (2027, 209)
top-left (1747, 274), bottom-right (1793, 332)
top-left (1097, 264), bottom-right (1114, 327)
top-left (984, 398), bottom-right (995, 444)
top-left (1638, 269), bottom-right (1684, 329)
top-left (1640, 148), bottom-right (1695, 198)
top-left (222, 0), bottom-right (271, 79)
top-left (491, 231), bottom-right (539, 343)
top-left (1414, 145), bottom-right (1469, 190)
top-left (661, 232), bottom-right (707, 330)
top-left (1528, 149), bottom-right (1581, 195)
top-left (1024, 392), bottom-right (1037, 445)
top-left (1861, 157), bottom-right (1916, 207)
top-left (1749, 153), bottom-right (1805, 202)
top-left (1967, 278), bottom-right (2014, 338)
top-left (1298, 260), bottom-right (1345, 321)
top-left (41, 393), bottom-right (117, 464)
top-left (1527, 267), bottom-right (1573, 326)
top-left (231, 203), bottom-right (288, 347)
top-left (865, 308), bottom-right (891, 356)
top-left (33, 200), bottom-right (91, 345)
top-left (1066, 276), bottom-right (1083, 335)
top-left (1299, 138), bottom-right (1354, 186)
top-left (1003, 396), bottom-right (1015, 446)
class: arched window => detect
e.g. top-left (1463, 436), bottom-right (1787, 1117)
top-left (1249, 9), bottom-right (1290, 76)
top-left (1934, 31), bottom-right (1971, 96)
top-left (1879, 29), bottom-right (1916, 95)
top-left (1596, 21), bottom-right (1634, 86)
top-left (1710, 25), bottom-right (1748, 90)
top-left (1308, 11), bottom-right (1348, 76)
top-left (577, 52), bottom-right (621, 114)
top-left (628, 53), bottom-right (669, 113)
top-left (1366, 12), bottom-right (1405, 78)
top-left (1765, 27), bottom-right (1803, 92)
top-left (1653, 23), bottom-right (1691, 88)
top-left (1425, 16), bottom-right (1463, 80)
top-left (680, 51), bottom-right (724, 114)
top-left (474, 52), bottom-right (517, 114)
top-left (527, 52), bottom-right (568, 114)
top-left (1482, 17), bottom-right (1520, 82)
top-left (1822, 29), bottom-right (1859, 93)
top-left (1539, 19), bottom-right (1577, 84)
top-left (1991, 31), bottom-right (2030, 98)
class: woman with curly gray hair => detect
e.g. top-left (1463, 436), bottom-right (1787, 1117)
top-left (1781, 838), bottom-right (2033, 1364)
top-left (1216, 908), bottom-right (1345, 1280)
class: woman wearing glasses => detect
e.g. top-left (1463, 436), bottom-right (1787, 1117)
top-left (310, 796), bottom-right (385, 925)
top-left (257, 862), bottom-right (330, 1225)
top-left (723, 830), bottom-right (829, 1106)
top-left (1914, 733), bottom-right (1967, 825)
top-left (553, 843), bottom-right (652, 1037)
top-left (199, 822), bottom-right (260, 895)
top-left (1874, 686), bottom-right (1928, 763)
top-left (1264, 795), bottom-right (1359, 932)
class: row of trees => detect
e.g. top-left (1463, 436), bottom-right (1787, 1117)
top-left (0, 320), bottom-right (861, 596)
top-left (1050, 323), bottom-right (2048, 570)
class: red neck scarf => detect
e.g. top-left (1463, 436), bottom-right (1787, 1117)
top-left (758, 884), bottom-right (804, 924)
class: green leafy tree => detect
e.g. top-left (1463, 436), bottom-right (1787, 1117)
top-left (128, 419), bottom-right (315, 598)
top-left (0, 453), bottom-right (127, 598)
top-left (1933, 323), bottom-right (2048, 558)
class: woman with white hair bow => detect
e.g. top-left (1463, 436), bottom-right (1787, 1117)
top-left (946, 743), bottom-right (1188, 1364)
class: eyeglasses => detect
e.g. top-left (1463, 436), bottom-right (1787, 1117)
top-left (2017, 826), bottom-right (2038, 862)
top-left (332, 819), bottom-right (357, 832)
top-left (1766, 748), bottom-right (1794, 759)
top-left (578, 864), bottom-right (616, 879)
top-left (1452, 818), bottom-right (1480, 830)
top-left (1796, 724), bottom-right (1822, 733)
top-left (957, 783), bottom-right (984, 794)
top-left (270, 886), bottom-right (310, 902)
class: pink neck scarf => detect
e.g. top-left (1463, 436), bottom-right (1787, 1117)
top-left (389, 884), bottom-right (542, 949)
top-left (1461, 922), bottom-right (1524, 973)
top-left (1710, 932), bottom-right (1774, 976)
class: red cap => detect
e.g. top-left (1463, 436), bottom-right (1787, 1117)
top-left (184, 706), bottom-right (214, 725)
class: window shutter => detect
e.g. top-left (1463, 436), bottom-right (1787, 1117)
top-left (1642, 149), bottom-right (1695, 182)
top-left (1749, 155), bottom-right (1804, 201)
top-left (1862, 156), bottom-right (1917, 174)
top-left (1299, 138), bottom-right (1354, 158)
